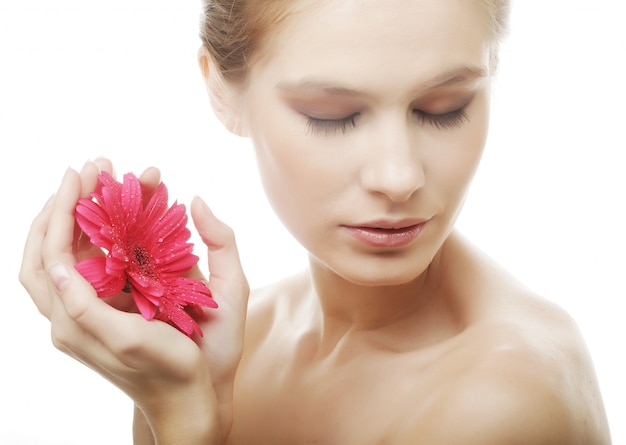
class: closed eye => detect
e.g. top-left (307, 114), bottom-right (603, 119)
top-left (304, 113), bottom-right (359, 136)
top-left (304, 106), bottom-right (468, 136)
top-left (413, 107), bottom-right (468, 130)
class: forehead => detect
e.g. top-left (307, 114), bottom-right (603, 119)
top-left (250, 0), bottom-right (492, 91)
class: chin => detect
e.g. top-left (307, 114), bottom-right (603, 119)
top-left (333, 253), bottom-right (434, 287)
top-left (347, 274), bottom-right (421, 288)
top-left (307, 227), bottom-right (448, 287)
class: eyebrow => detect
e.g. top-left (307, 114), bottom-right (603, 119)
top-left (275, 65), bottom-right (488, 97)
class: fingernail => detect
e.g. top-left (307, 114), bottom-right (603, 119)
top-left (48, 263), bottom-right (70, 291)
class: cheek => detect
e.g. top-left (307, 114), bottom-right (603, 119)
top-left (248, 95), bottom-right (303, 194)
top-left (249, 93), bottom-right (352, 208)
top-left (248, 105), bottom-right (335, 233)
top-left (253, 131), bottom-right (303, 213)
top-left (426, 102), bottom-right (489, 203)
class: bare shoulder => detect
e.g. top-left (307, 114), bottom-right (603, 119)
top-left (241, 270), bottom-right (311, 351)
top-left (418, 235), bottom-right (611, 444)
top-left (246, 269), bottom-right (310, 316)
top-left (443, 315), bottom-right (607, 443)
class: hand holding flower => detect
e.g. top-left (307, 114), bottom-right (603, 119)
top-left (19, 160), bottom-right (250, 444)
top-left (74, 169), bottom-right (217, 337)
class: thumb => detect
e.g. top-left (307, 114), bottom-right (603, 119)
top-left (47, 261), bottom-right (72, 293)
top-left (46, 260), bottom-right (131, 342)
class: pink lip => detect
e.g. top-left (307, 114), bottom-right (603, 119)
top-left (342, 219), bottom-right (429, 248)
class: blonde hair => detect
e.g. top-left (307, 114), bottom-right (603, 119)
top-left (199, 0), bottom-right (511, 82)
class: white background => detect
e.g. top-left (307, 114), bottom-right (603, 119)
top-left (1, 0), bottom-right (624, 443)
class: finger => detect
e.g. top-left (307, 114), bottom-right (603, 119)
top-left (42, 167), bottom-right (199, 368)
top-left (48, 288), bottom-right (109, 365)
top-left (19, 194), bottom-right (56, 317)
top-left (190, 196), bottom-right (249, 310)
top-left (42, 168), bottom-right (82, 266)
top-left (190, 197), bottom-right (249, 388)
top-left (46, 275), bottom-right (144, 382)
top-left (39, 168), bottom-right (132, 358)
top-left (93, 156), bottom-right (113, 176)
top-left (75, 161), bottom-right (103, 254)
top-left (139, 166), bottom-right (161, 188)
top-left (46, 261), bottom-right (199, 375)
top-left (75, 161), bottom-right (109, 257)
top-left (139, 166), bottom-right (162, 207)
top-left (47, 261), bottom-right (135, 352)
top-left (78, 161), bottom-right (101, 199)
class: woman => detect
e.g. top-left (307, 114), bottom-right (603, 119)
top-left (20, 0), bottom-right (611, 443)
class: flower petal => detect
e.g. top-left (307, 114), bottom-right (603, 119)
top-left (127, 271), bottom-right (164, 301)
top-left (152, 203), bottom-right (189, 243)
top-left (75, 257), bottom-right (126, 298)
top-left (156, 299), bottom-right (203, 338)
top-left (154, 247), bottom-right (198, 275)
top-left (164, 276), bottom-right (218, 309)
top-left (106, 251), bottom-right (128, 274)
top-left (121, 173), bottom-right (142, 225)
top-left (131, 287), bottom-right (158, 320)
top-left (139, 182), bottom-right (169, 229)
top-left (76, 198), bottom-right (109, 230)
top-left (75, 199), bottom-right (115, 249)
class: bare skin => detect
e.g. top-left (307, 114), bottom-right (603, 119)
top-left (24, 167), bottom-right (610, 444)
top-left (20, 0), bottom-right (611, 443)
top-left (209, 2), bottom-right (611, 439)
top-left (230, 232), bottom-right (610, 444)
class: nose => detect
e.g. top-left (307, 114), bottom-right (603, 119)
top-left (359, 120), bottom-right (425, 203)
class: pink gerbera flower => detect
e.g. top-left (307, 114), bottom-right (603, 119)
top-left (74, 171), bottom-right (217, 337)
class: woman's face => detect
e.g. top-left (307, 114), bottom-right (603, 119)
top-left (238, 0), bottom-right (493, 286)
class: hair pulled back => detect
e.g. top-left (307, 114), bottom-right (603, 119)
top-left (200, 0), bottom-right (511, 83)
top-left (199, 0), bottom-right (295, 83)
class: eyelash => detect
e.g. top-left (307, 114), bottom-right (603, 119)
top-left (305, 114), bottom-right (359, 136)
top-left (414, 108), bottom-right (469, 130)
top-left (304, 107), bottom-right (469, 136)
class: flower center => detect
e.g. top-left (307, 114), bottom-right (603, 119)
top-left (133, 245), bottom-right (156, 277)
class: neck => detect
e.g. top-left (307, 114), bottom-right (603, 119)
top-left (306, 234), bottom-right (467, 355)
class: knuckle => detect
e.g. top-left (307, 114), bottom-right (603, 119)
top-left (214, 220), bottom-right (236, 245)
top-left (223, 223), bottom-right (236, 241)
top-left (50, 323), bottom-right (73, 354)
top-left (19, 272), bottom-right (53, 318)
top-left (37, 304), bottom-right (51, 319)
top-left (18, 268), bottom-right (32, 290)
top-left (108, 334), bottom-right (149, 368)
top-left (109, 336), bottom-right (142, 358)
top-left (18, 264), bottom-right (43, 293)
top-left (63, 299), bottom-right (89, 323)
top-left (241, 279), bottom-right (251, 296)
